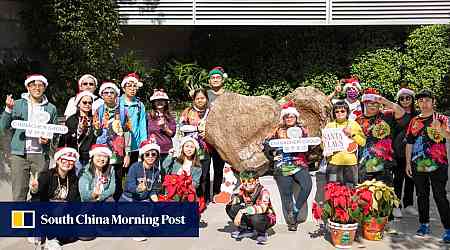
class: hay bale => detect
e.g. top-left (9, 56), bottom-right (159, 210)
top-left (205, 87), bottom-right (332, 173)
top-left (205, 93), bottom-right (280, 175)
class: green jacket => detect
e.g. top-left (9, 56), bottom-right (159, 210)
top-left (78, 166), bottom-right (115, 202)
top-left (162, 155), bottom-right (202, 188)
top-left (0, 94), bottom-right (57, 156)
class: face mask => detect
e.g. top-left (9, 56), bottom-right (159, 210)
top-left (346, 88), bottom-right (359, 100)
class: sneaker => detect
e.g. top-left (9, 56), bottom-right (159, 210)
top-left (384, 222), bottom-right (398, 235)
top-left (416, 224), bottom-right (431, 237)
top-left (256, 232), bottom-right (268, 245)
top-left (443, 229), bottom-right (450, 243)
top-left (45, 239), bottom-right (61, 250)
top-left (231, 228), bottom-right (256, 239)
top-left (393, 208), bottom-right (403, 218)
top-left (288, 223), bottom-right (298, 232)
top-left (133, 237), bottom-right (147, 242)
top-left (404, 206), bottom-right (419, 216)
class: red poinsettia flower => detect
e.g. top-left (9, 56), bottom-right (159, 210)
top-left (428, 143), bottom-right (447, 165)
top-left (312, 202), bottom-right (323, 221)
top-left (335, 208), bottom-right (350, 223)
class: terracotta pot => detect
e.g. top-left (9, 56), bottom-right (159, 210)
top-left (327, 221), bottom-right (359, 249)
top-left (362, 217), bottom-right (388, 241)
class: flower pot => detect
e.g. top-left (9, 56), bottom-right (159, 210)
top-left (327, 221), bottom-right (359, 249)
top-left (362, 217), bottom-right (388, 241)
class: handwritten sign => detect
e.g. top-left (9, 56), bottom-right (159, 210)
top-left (269, 137), bottom-right (321, 153)
top-left (322, 128), bottom-right (352, 156)
top-left (11, 111), bottom-right (68, 139)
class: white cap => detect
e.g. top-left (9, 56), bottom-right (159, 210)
top-left (78, 74), bottom-right (98, 87)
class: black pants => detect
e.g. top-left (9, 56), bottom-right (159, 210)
top-left (211, 149), bottom-right (225, 195)
top-left (196, 154), bottom-right (212, 203)
top-left (393, 157), bottom-right (415, 208)
top-left (112, 164), bottom-right (124, 201)
top-left (360, 168), bottom-right (393, 186)
top-left (129, 151), bottom-right (139, 167)
top-left (413, 167), bottom-right (450, 229)
top-left (226, 203), bottom-right (273, 233)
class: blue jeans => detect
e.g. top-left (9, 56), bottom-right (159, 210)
top-left (274, 168), bottom-right (312, 225)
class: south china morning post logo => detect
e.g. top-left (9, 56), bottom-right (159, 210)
top-left (11, 210), bottom-right (35, 229)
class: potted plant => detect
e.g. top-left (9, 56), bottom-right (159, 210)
top-left (313, 182), bottom-right (371, 249)
top-left (356, 179), bottom-right (400, 241)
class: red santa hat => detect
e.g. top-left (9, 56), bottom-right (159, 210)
top-left (343, 78), bottom-right (362, 92)
top-left (24, 74), bottom-right (48, 87)
top-left (396, 88), bottom-right (415, 100)
top-left (139, 138), bottom-right (160, 156)
top-left (150, 89), bottom-right (170, 101)
top-left (89, 144), bottom-right (113, 158)
top-left (54, 147), bottom-right (79, 162)
top-left (361, 87), bottom-right (381, 103)
top-left (121, 72), bottom-right (143, 88)
top-left (78, 74), bottom-right (98, 87)
top-left (279, 100), bottom-right (299, 119)
top-left (180, 136), bottom-right (200, 150)
top-left (99, 82), bottom-right (120, 96)
top-left (74, 90), bottom-right (96, 106)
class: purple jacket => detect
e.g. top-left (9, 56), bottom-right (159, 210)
top-left (147, 114), bottom-right (177, 154)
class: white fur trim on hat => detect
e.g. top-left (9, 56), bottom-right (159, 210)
top-left (139, 140), bottom-right (161, 156)
top-left (361, 93), bottom-right (381, 103)
top-left (280, 107), bottom-right (300, 119)
top-left (99, 82), bottom-right (120, 96)
top-left (74, 91), bottom-right (96, 106)
top-left (78, 74), bottom-right (98, 87)
top-left (396, 88), bottom-right (415, 100)
top-left (54, 147), bottom-right (79, 162)
top-left (121, 74), bottom-right (143, 88)
top-left (24, 74), bottom-right (48, 87)
top-left (150, 91), bottom-right (169, 101)
top-left (180, 136), bottom-right (200, 150)
top-left (343, 80), bottom-right (362, 92)
top-left (89, 144), bottom-right (112, 158)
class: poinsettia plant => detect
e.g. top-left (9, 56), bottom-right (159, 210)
top-left (356, 179), bottom-right (400, 223)
top-left (313, 182), bottom-right (372, 224)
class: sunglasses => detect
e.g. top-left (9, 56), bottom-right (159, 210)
top-left (102, 91), bottom-right (115, 96)
top-left (81, 101), bottom-right (92, 105)
top-left (399, 96), bottom-right (412, 101)
top-left (334, 110), bottom-right (347, 114)
top-left (82, 82), bottom-right (96, 86)
top-left (241, 178), bottom-right (257, 185)
top-left (144, 152), bottom-right (158, 157)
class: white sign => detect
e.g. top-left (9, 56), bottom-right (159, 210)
top-left (322, 128), bottom-right (352, 156)
top-left (11, 111), bottom-right (68, 139)
top-left (269, 137), bottom-right (321, 153)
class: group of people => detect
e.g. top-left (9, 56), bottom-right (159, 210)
top-left (1, 68), bottom-right (449, 247)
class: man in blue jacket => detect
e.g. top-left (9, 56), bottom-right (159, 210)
top-left (0, 74), bottom-right (57, 201)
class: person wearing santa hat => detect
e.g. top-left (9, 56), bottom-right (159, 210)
top-left (59, 91), bottom-right (99, 176)
top-left (147, 88), bottom-right (176, 164)
top-left (119, 73), bottom-right (147, 165)
top-left (391, 87), bottom-right (419, 218)
top-left (64, 74), bottom-right (104, 119)
top-left (328, 75), bottom-right (363, 121)
top-left (207, 66), bottom-right (229, 197)
top-left (78, 144), bottom-right (115, 202)
top-left (121, 139), bottom-right (160, 202)
top-left (94, 81), bottom-right (131, 201)
top-left (264, 102), bottom-right (312, 232)
top-left (0, 74), bottom-right (58, 201)
top-left (30, 147), bottom-right (80, 249)
top-left (356, 87), bottom-right (405, 185)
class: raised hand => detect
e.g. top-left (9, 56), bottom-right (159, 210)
top-left (431, 113), bottom-right (442, 131)
top-left (5, 95), bottom-right (14, 110)
top-left (29, 172), bottom-right (39, 193)
top-left (92, 183), bottom-right (101, 200)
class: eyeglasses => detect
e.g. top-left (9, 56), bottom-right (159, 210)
top-left (28, 83), bottom-right (45, 89)
top-left (241, 178), bottom-right (257, 185)
top-left (144, 152), bottom-right (158, 157)
top-left (210, 75), bottom-right (222, 80)
top-left (399, 96), bottom-right (412, 101)
top-left (81, 101), bottom-right (92, 105)
top-left (81, 82), bottom-right (95, 87)
top-left (102, 91), bottom-right (115, 96)
top-left (61, 159), bottom-right (75, 165)
top-left (334, 110), bottom-right (347, 114)
top-left (125, 83), bottom-right (139, 89)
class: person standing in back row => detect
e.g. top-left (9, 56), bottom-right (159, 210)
top-left (207, 66), bottom-right (229, 196)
